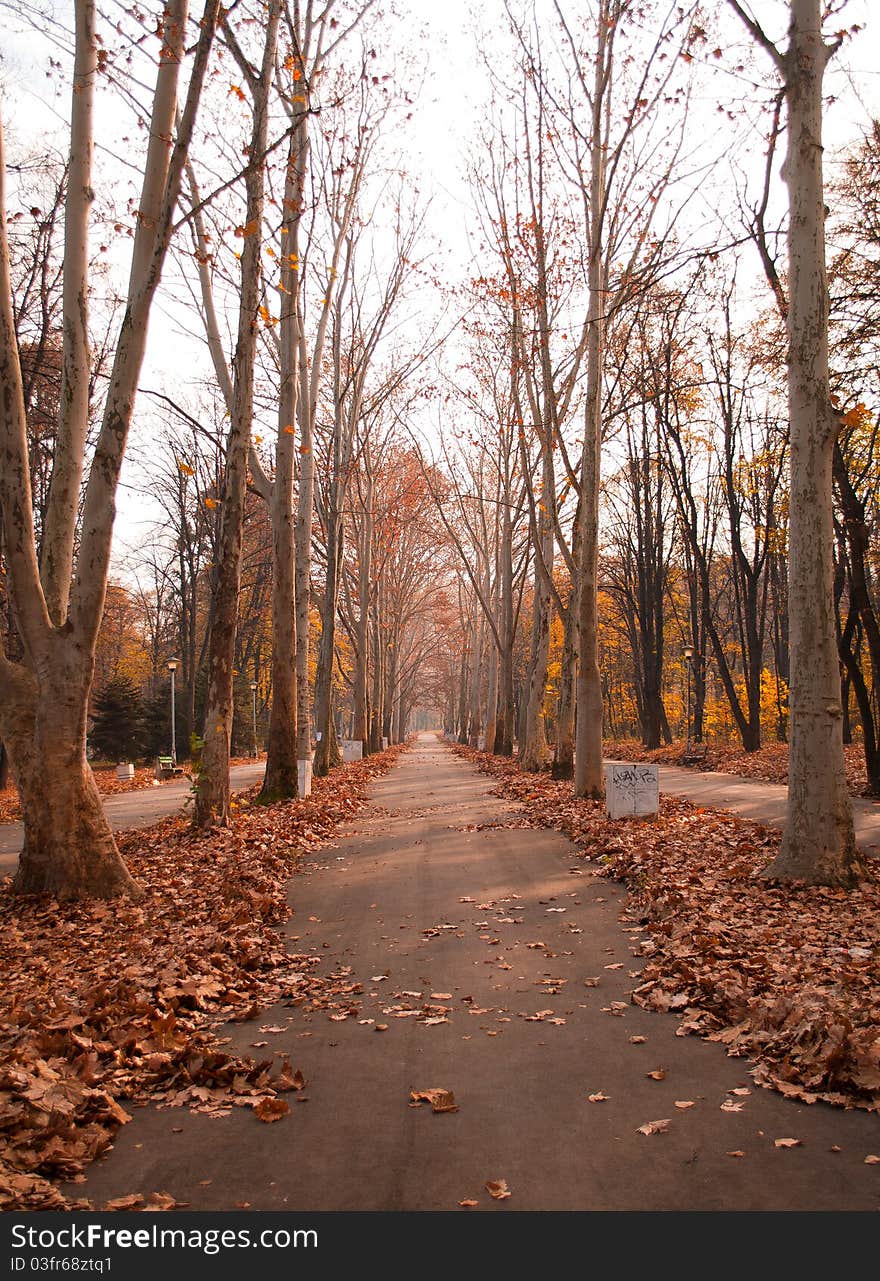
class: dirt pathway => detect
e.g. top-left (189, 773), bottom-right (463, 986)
top-left (70, 735), bottom-right (880, 1211)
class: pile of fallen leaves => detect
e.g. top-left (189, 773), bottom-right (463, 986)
top-left (605, 738), bottom-right (871, 795)
top-left (450, 742), bottom-right (880, 1115)
top-left (0, 742), bottom-right (409, 1212)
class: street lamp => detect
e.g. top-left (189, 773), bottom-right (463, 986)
top-left (250, 681), bottom-right (259, 758)
top-left (167, 658), bottom-right (179, 765)
top-left (683, 646), bottom-right (693, 755)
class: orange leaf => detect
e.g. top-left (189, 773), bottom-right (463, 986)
top-left (254, 1097), bottom-right (289, 1123)
top-left (484, 1179), bottom-right (511, 1200)
top-left (410, 1088), bottom-right (458, 1113)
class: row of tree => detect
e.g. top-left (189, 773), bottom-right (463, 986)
top-left (0, 0), bottom-right (453, 897)
top-left (428, 0), bottom-right (875, 886)
top-left (0, 0), bottom-right (875, 899)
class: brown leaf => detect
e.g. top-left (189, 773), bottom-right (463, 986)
top-left (458, 1198), bottom-right (479, 1207)
top-left (674, 1100), bottom-right (695, 1109)
top-left (864, 1155), bottom-right (880, 1164)
top-left (104, 1193), bottom-right (144, 1210)
top-left (587, 1092), bottom-right (609, 1102)
top-left (485, 1179), bottom-right (511, 1200)
top-left (410, 1088), bottom-right (458, 1113)
top-left (646, 1068), bottom-right (666, 1081)
top-left (637, 1119), bottom-right (671, 1136)
top-left (144, 1191), bottom-right (178, 1211)
top-left (254, 1096), bottom-right (290, 1123)
top-left (774, 1138), bottom-right (801, 1148)
top-left (727, 1150), bottom-right (746, 1158)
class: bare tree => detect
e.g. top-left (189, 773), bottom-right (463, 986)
top-left (728, 0), bottom-right (863, 884)
top-left (0, 0), bottom-right (220, 897)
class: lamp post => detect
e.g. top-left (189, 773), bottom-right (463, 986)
top-left (167, 658), bottom-right (179, 765)
top-left (250, 681), bottom-right (258, 758)
top-left (683, 646), bottom-right (693, 754)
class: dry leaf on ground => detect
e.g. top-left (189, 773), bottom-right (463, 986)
top-left (485, 1179), bottom-right (511, 1200)
top-left (410, 1088), bottom-right (458, 1114)
top-left (637, 1119), bottom-right (671, 1136)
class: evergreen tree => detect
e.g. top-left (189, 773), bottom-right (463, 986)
top-left (89, 676), bottom-right (146, 762)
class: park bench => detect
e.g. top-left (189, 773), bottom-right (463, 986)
top-left (682, 742), bottom-right (709, 767)
top-left (155, 756), bottom-right (185, 780)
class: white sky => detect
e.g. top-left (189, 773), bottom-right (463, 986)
top-left (2, 0), bottom-right (879, 571)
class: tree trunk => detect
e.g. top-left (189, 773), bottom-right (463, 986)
top-left (574, 8), bottom-right (609, 801)
top-left (762, 0), bottom-right (860, 883)
top-left (0, 0), bottom-right (219, 897)
top-left (552, 607), bottom-right (576, 779)
top-left (13, 655), bottom-right (139, 898)
top-left (195, 4), bottom-right (279, 826)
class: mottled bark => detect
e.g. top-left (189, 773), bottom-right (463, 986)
top-left (195, 4), bottom-right (279, 826)
top-left (735, 0), bottom-right (861, 883)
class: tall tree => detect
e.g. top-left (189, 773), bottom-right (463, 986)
top-left (0, 0), bottom-right (220, 897)
top-left (728, 0), bottom-right (863, 884)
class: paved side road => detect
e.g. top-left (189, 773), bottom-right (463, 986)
top-left (656, 765), bottom-right (880, 858)
top-left (67, 735), bottom-right (880, 1211)
top-left (0, 763), bottom-right (266, 873)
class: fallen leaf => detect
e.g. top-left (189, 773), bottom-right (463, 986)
top-left (774, 1138), bottom-right (801, 1149)
top-left (864, 1155), bottom-right (880, 1164)
top-left (431, 993), bottom-right (453, 1000)
top-left (145, 1191), bottom-right (177, 1211)
top-left (727, 1150), bottom-right (746, 1158)
top-left (587, 1092), bottom-right (609, 1102)
top-left (459, 1199), bottom-right (479, 1207)
top-left (583, 977), bottom-right (600, 987)
top-left (410, 1088), bottom-right (458, 1113)
top-left (254, 1097), bottom-right (290, 1123)
top-left (485, 1179), bottom-right (511, 1200)
top-left (646, 1069), bottom-right (666, 1081)
top-left (375, 1024), bottom-right (388, 1032)
top-left (629, 1035), bottom-right (647, 1044)
top-left (720, 1099), bottom-right (745, 1112)
top-left (674, 1100), bottom-right (695, 1109)
top-left (637, 1119), bottom-right (671, 1136)
top-left (729, 1087), bottom-right (751, 1096)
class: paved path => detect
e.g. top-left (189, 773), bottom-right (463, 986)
top-left (70, 735), bottom-right (880, 1211)
top-left (0, 763), bottom-right (266, 873)
top-left (656, 765), bottom-right (880, 858)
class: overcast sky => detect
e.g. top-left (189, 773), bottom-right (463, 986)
top-left (2, 0), bottom-right (879, 569)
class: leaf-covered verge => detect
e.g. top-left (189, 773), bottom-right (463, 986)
top-left (0, 758), bottom-right (261, 825)
top-left (605, 738), bottom-right (870, 794)
top-left (0, 742), bottom-right (409, 1212)
top-left (450, 742), bottom-right (880, 1116)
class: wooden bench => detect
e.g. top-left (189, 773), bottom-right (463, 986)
top-left (682, 742), bottom-right (709, 766)
top-left (155, 756), bottom-right (185, 780)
